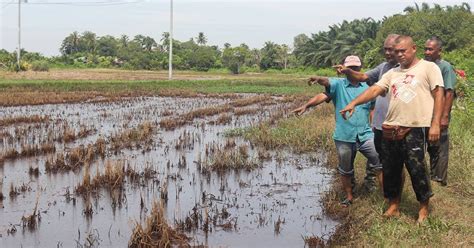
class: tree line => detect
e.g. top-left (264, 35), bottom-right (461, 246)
top-left (0, 2), bottom-right (472, 75)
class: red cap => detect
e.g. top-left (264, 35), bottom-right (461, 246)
top-left (344, 55), bottom-right (362, 67)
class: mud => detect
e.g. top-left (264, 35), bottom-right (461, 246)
top-left (0, 94), bottom-right (337, 247)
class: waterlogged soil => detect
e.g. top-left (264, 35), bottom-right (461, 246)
top-left (0, 95), bottom-right (337, 247)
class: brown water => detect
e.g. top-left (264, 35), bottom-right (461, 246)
top-left (0, 95), bottom-right (338, 247)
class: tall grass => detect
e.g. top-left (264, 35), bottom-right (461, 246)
top-left (244, 103), bottom-right (335, 155)
top-left (448, 106), bottom-right (474, 196)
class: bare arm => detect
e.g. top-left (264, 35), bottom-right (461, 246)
top-left (429, 86), bottom-right (445, 142)
top-left (292, 93), bottom-right (329, 116)
top-left (339, 85), bottom-right (385, 120)
top-left (308, 76), bottom-right (329, 87)
top-left (441, 90), bottom-right (455, 128)
top-left (333, 65), bottom-right (369, 82)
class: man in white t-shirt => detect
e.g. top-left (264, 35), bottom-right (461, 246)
top-left (339, 36), bottom-right (445, 223)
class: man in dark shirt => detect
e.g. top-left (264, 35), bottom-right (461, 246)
top-left (424, 36), bottom-right (457, 186)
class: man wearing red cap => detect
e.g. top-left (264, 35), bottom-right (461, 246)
top-left (333, 34), bottom-right (401, 192)
top-left (292, 55), bottom-right (382, 207)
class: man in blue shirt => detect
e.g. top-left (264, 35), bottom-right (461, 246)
top-left (292, 55), bottom-right (382, 206)
top-left (333, 34), bottom-right (400, 192)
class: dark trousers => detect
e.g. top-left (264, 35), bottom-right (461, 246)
top-left (373, 129), bottom-right (383, 155)
top-left (381, 127), bottom-right (433, 202)
top-left (427, 128), bottom-right (449, 185)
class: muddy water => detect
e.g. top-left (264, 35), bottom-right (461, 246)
top-left (0, 95), bottom-right (337, 247)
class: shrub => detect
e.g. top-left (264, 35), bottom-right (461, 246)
top-left (7, 61), bottom-right (29, 72)
top-left (30, 60), bottom-right (50, 72)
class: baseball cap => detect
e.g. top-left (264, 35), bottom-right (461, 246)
top-left (343, 55), bottom-right (362, 67)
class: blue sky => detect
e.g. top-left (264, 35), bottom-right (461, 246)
top-left (0, 0), bottom-right (470, 56)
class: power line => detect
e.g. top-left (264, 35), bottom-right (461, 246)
top-left (2, 0), bottom-right (145, 7)
top-left (1, 0), bottom-right (16, 9)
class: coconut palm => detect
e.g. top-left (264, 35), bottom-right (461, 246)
top-left (119, 35), bottom-right (129, 48)
top-left (142, 36), bottom-right (157, 52)
top-left (81, 31), bottom-right (97, 53)
top-left (404, 3), bottom-right (420, 13)
top-left (160, 32), bottom-right (170, 51)
top-left (60, 31), bottom-right (81, 55)
top-left (197, 32), bottom-right (207, 46)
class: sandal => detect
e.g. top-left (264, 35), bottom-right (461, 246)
top-left (340, 198), bottom-right (353, 207)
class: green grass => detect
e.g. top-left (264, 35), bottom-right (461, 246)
top-left (0, 78), bottom-right (325, 95)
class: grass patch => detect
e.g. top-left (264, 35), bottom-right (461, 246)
top-left (243, 103), bottom-right (335, 155)
top-left (0, 78), bottom-right (321, 95)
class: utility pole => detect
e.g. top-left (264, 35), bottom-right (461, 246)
top-left (168, 0), bottom-right (173, 80)
top-left (17, 0), bottom-right (22, 71)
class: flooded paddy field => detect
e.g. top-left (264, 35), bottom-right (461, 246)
top-left (0, 94), bottom-right (337, 247)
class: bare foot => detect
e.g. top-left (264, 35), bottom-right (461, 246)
top-left (383, 199), bottom-right (401, 218)
top-left (383, 208), bottom-right (400, 218)
top-left (417, 201), bottom-right (430, 224)
top-left (417, 207), bottom-right (429, 224)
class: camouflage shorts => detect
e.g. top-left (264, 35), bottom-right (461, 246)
top-left (381, 127), bottom-right (433, 202)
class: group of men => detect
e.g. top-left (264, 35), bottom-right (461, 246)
top-left (293, 34), bottom-right (457, 223)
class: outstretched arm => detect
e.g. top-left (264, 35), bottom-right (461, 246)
top-left (429, 86), bottom-right (445, 142)
top-left (308, 76), bottom-right (330, 87)
top-left (339, 85), bottom-right (385, 120)
top-left (333, 65), bottom-right (369, 82)
top-left (292, 93), bottom-right (329, 116)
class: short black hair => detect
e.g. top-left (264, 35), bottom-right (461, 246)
top-left (394, 35), bottom-right (414, 45)
top-left (427, 36), bottom-right (443, 49)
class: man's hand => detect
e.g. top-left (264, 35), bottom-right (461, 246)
top-left (440, 115), bottom-right (449, 129)
top-left (308, 76), bottom-right (329, 86)
top-left (429, 124), bottom-right (441, 142)
top-left (292, 105), bottom-right (307, 116)
top-left (332, 65), bottom-right (351, 75)
top-left (339, 103), bottom-right (355, 120)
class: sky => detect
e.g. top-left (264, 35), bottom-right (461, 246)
top-left (0, 0), bottom-right (471, 56)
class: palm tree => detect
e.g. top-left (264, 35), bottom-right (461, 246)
top-left (161, 32), bottom-right (170, 51)
top-left (142, 36), bottom-right (157, 52)
top-left (197, 32), bottom-right (207, 45)
top-left (279, 44), bottom-right (290, 69)
top-left (297, 18), bottom-right (380, 67)
top-left (119, 35), bottom-right (129, 48)
top-left (421, 2), bottom-right (431, 12)
top-left (71, 31), bottom-right (80, 49)
top-left (432, 4), bottom-right (442, 11)
top-left (461, 2), bottom-right (471, 12)
top-left (60, 31), bottom-right (81, 55)
top-left (260, 41), bottom-right (281, 70)
top-left (404, 3), bottom-right (420, 13)
top-left (81, 31), bottom-right (97, 53)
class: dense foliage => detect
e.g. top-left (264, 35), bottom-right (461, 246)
top-left (0, 2), bottom-right (472, 76)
